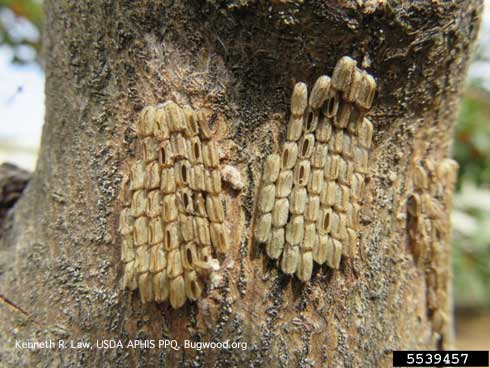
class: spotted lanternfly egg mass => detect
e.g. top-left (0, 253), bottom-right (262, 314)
top-left (118, 102), bottom-right (228, 308)
top-left (254, 56), bottom-right (377, 281)
top-left (407, 158), bottom-right (458, 341)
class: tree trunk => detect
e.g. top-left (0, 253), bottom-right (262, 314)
top-left (0, 1), bottom-right (482, 367)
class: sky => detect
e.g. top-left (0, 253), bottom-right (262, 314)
top-left (0, 2), bottom-right (489, 171)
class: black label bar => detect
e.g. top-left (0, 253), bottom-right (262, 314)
top-left (393, 351), bottom-right (489, 367)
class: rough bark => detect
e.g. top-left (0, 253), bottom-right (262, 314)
top-left (0, 163), bottom-right (30, 226)
top-left (0, 1), bottom-right (482, 367)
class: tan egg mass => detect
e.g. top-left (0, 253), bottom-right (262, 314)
top-left (253, 56), bottom-right (377, 280)
top-left (118, 101), bottom-right (230, 307)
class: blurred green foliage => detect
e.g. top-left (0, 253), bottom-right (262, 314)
top-left (452, 186), bottom-right (490, 309)
top-left (0, 0), bottom-right (42, 25)
top-left (455, 88), bottom-right (490, 187)
top-left (0, 0), bottom-right (42, 64)
top-left (452, 85), bottom-right (490, 309)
